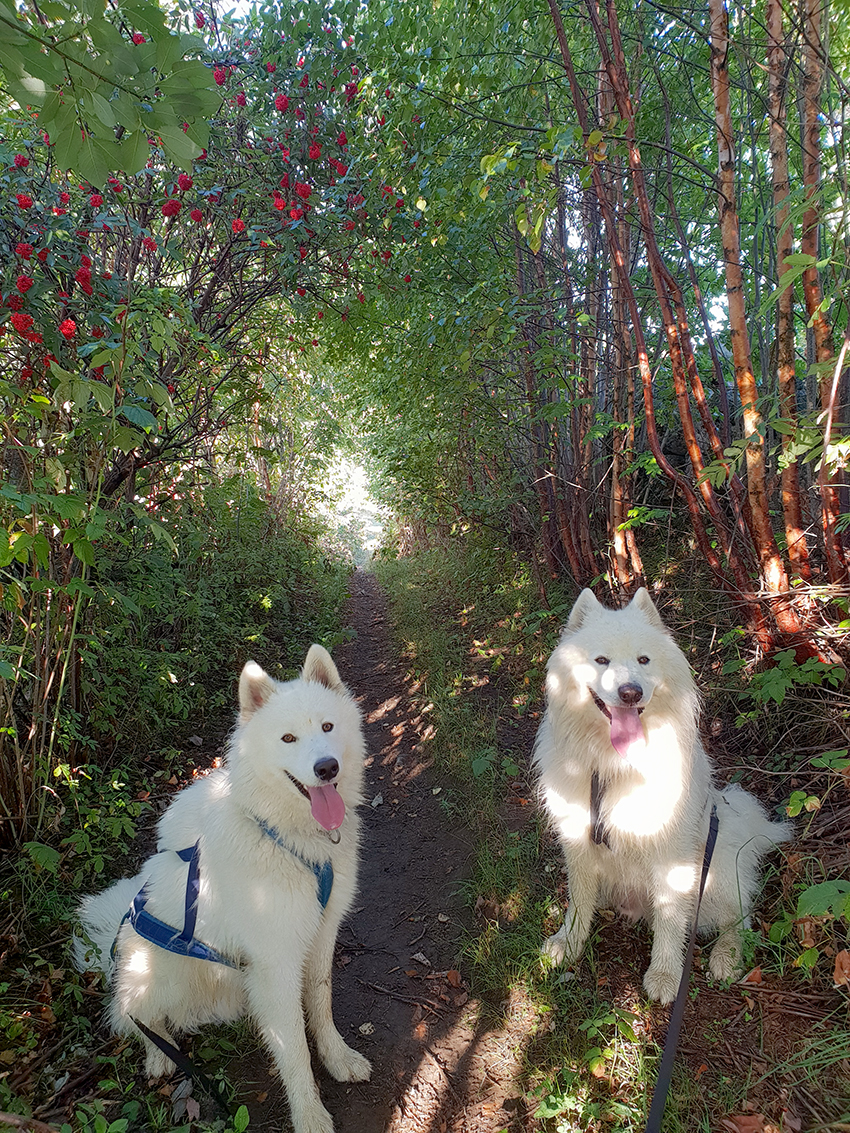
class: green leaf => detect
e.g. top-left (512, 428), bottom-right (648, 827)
top-left (72, 538), bottom-right (96, 567)
top-left (24, 841), bottom-right (61, 874)
top-left (119, 404), bottom-right (158, 431)
top-left (158, 123), bottom-right (203, 169)
top-left (85, 89), bottom-right (118, 129)
top-left (793, 946), bottom-right (820, 971)
top-left (796, 880), bottom-right (850, 919)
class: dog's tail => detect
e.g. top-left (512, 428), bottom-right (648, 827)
top-left (720, 782), bottom-right (793, 853)
top-left (72, 876), bottom-right (140, 974)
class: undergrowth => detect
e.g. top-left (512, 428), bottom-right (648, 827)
top-left (0, 483), bottom-right (352, 1132)
top-left (374, 536), bottom-right (850, 1133)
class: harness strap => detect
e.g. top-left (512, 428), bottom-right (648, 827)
top-left (590, 771), bottom-right (611, 847)
top-left (644, 804), bottom-right (719, 1133)
top-left (252, 815), bottom-right (334, 909)
top-left (115, 819), bottom-right (333, 972)
top-left (115, 843), bottom-right (239, 969)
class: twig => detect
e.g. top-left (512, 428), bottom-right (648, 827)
top-left (0, 1112), bottom-right (63, 1133)
top-left (391, 901), bottom-right (427, 930)
top-left (358, 979), bottom-right (443, 1015)
top-left (31, 1063), bottom-right (104, 1116)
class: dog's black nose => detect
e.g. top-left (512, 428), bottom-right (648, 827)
top-left (618, 682), bottom-right (643, 705)
top-left (313, 757), bottom-right (339, 782)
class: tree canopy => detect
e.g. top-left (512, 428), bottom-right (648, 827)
top-left (2, 0), bottom-right (850, 835)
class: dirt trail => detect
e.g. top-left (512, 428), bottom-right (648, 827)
top-left (240, 570), bottom-right (532, 1133)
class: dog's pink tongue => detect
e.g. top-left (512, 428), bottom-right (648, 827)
top-left (609, 707), bottom-right (645, 759)
top-left (306, 784), bottom-right (346, 830)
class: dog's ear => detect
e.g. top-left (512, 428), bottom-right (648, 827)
top-left (566, 588), bottom-right (602, 632)
top-left (630, 587), bottom-right (667, 629)
top-left (239, 661), bottom-right (276, 720)
top-left (302, 644), bottom-right (345, 691)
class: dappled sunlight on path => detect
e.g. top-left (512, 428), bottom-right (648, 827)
top-left (319, 570), bottom-right (538, 1133)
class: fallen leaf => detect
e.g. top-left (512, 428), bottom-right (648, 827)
top-left (795, 916), bottom-right (817, 949)
top-left (256, 1091), bottom-right (268, 1103)
top-left (695, 1064), bottom-right (708, 1079)
top-left (834, 949), bottom-right (850, 988)
top-left (720, 1115), bottom-right (779, 1133)
top-left (186, 1098), bottom-right (201, 1121)
top-left (740, 966), bottom-right (763, 984)
top-left (446, 969), bottom-right (462, 987)
top-left (413, 1021), bottom-right (428, 1040)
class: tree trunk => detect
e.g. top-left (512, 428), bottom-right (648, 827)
top-left (546, 0), bottom-right (759, 626)
top-left (708, 0), bottom-right (802, 636)
top-left (767, 0), bottom-right (812, 582)
top-left (800, 0), bottom-right (849, 583)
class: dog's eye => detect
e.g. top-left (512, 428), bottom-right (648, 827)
top-left (595, 656), bottom-right (609, 666)
top-left (281, 733), bottom-right (296, 743)
top-left (322, 722), bottom-right (333, 733)
top-left (638, 655), bottom-right (650, 665)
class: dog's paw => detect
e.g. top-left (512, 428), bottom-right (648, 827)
top-left (643, 965), bottom-right (681, 1004)
top-left (541, 928), bottom-right (568, 966)
top-left (708, 937), bottom-right (741, 982)
top-left (324, 1044), bottom-right (371, 1083)
top-left (291, 1102), bottom-right (335, 1133)
top-left (144, 1048), bottom-right (175, 1079)
top-left (542, 924), bottom-right (583, 967)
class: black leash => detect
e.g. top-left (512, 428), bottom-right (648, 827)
top-left (130, 1017), bottom-right (232, 1116)
top-left (644, 804), bottom-right (719, 1133)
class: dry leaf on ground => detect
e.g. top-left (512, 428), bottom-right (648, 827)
top-left (739, 966), bottom-right (763, 984)
top-left (834, 949), bottom-right (850, 987)
top-left (721, 1116), bottom-right (769, 1133)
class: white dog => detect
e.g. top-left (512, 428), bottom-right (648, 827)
top-left (534, 588), bottom-right (791, 1004)
top-left (74, 646), bottom-right (371, 1133)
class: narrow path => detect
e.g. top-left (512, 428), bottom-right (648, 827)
top-left (324, 568), bottom-right (477, 1132)
top-left (240, 570), bottom-right (534, 1132)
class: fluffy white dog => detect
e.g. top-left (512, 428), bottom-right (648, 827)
top-left (534, 588), bottom-right (791, 1004)
top-left (74, 645), bottom-right (370, 1133)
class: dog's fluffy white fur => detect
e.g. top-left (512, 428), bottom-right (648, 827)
top-left (534, 588), bottom-right (792, 1004)
top-left (73, 645), bottom-right (370, 1133)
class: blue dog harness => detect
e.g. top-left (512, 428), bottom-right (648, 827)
top-left (252, 815), bottom-right (335, 910)
top-left (115, 822), bottom-right (334, 967)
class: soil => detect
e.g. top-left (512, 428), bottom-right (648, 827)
top-left (234, 569), bottom-right (535, 1133)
